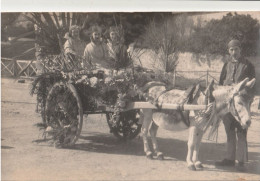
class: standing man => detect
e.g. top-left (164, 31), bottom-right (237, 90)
top-left (215, 39), bottom-right (255, 172)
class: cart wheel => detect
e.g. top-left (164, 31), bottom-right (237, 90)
top-left (106, 110), bottom-right (141, 140)
top-left (46, 82), bottom-right (83, 147)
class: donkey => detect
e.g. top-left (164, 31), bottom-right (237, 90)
top-left (140, 77), bottom-right (256, 170)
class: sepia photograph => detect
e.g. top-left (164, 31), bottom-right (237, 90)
top-left (1, 1), bottom-right (260, 180)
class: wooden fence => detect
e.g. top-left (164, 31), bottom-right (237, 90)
top-left (174, 70), bottom-right (220, 88)
top-left (1, 57), bottom-right (221, 87)
top-left (1, 58), bottom-right (36, 78)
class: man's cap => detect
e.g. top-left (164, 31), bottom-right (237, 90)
top-left (228, 39), bottom-right (241, 48)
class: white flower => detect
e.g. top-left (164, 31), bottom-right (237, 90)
top-left (45, 126), bottom-right (53, 132)
top-left (90, 77), bottom-right (98, 87)
top-left (105, 77), bottom-right (113, 84)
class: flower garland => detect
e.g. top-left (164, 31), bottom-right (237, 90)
top-left (33, 65), bottom-right (176, 146)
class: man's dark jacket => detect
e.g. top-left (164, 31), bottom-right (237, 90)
top-left (219, 56), bottom-right (255, 86)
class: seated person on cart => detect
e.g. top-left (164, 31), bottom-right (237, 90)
top-left (64, 25), bottom-right (86, 66)
top-left (83, 25), bottom-right (115, 74)
top-left (106, 26), bottom-right (130, 71)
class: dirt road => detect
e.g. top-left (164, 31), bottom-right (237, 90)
top-left (1, 78), bottom-right (260, 180)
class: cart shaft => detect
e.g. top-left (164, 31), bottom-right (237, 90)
top-left (124, 102), bottom-right (207, 111)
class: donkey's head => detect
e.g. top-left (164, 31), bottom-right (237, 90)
top-left (212, 78), bottom-right (256, 129)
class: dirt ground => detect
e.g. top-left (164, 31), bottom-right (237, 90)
top-left (1, 78), bottom-right (260, 181)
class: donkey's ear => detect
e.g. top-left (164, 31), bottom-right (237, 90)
top-left (208, 80), bottom-right (215, 102)
top-left (204, 80), bottom-right (215, 104)
top-left (245, 78), bottom-right (256, 89)
top-left (234, 78), bottom-right (249, 92)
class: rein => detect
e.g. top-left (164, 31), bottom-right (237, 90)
top-left (175, 85), bottom-right (200, 127)
top-left (228, 92), bottom-right (242, 124)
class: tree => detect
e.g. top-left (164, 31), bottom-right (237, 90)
top-left (186, 12), bottom-right (260, 56)
top-left (140, 13), bottom-right (194, 72)
top-left (1, 13), bottom-right (21, 41)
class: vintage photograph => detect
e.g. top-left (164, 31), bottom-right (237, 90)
top-left (1, 10), bottom-right (260, 180)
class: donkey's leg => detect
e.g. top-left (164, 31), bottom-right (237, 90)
top-left (141, 109), bottom-right (153, 159)
top-left (149, 122), bottom-right (164, 160)
top-left (187, 126), bottom-right (197, 170)
top-left (192, 127), bottom-right (204, 169)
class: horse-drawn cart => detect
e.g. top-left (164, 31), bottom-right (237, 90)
top-left (30, 61), bottom-right (256, 171)
top-left (29, 52), bottom-right (257, 175)
top-left (30, 47), bottom-right (218, 150)
top-left (32, 67), bottom-right (150, 147)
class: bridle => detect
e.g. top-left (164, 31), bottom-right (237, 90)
top-left (228, 92), bottom-right (243, 124)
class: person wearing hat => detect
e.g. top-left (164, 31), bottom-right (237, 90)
top-left (106, 26), bottom-right (129, 70)
top-left (64, 25), bottom-right (86, 60)
top-left (83, 25), bottom-right (112, 70)
top-left (215, 39), bottom-right (255, 171)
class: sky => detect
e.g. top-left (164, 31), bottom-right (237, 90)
top-left (1, 0), bottom-right (260, 12)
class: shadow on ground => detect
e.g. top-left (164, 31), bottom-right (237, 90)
top-left (66, 132), bottom-right (260, 174)
top-left (1, 145), bottom-right (14, 149)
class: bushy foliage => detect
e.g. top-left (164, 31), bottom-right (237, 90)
top-left (186, 13), bottom-right (260, 56)
top-left (1, 13), bottom-right (21, 41)
top-left (139, 14), bottom-right (194, 72)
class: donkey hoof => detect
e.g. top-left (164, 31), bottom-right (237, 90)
top-left (157, 153), bottom-right (164, 160)
top-left (195, 162), bottom-right (204, 169)
top-left (146, 152), bottom-right (153, 160)
top-left (188, 165), bottom-right (196, 171)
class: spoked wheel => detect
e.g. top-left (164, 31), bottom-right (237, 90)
top-left (46, 82), bottom-right (83, 147)
top-left (106, 110), bottom-right (141, 140)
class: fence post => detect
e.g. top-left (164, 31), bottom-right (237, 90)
top-left (13, 59), bottom-right (17, 77)
top-left (173, 70), bottom-right (176, 86)
top-left (27, 64), bottom-right (30, 77)
top-left (206, 70), bottom-right (209, 87)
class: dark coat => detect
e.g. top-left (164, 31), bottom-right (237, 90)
top-left (219, 56), bottom-right (255, 86)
